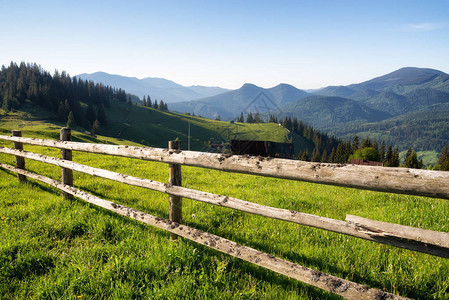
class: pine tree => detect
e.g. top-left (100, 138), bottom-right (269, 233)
top-left (311, 147), bottom-right (320, 162)
top-left (361, 137), bottom-right (371, 148)
top-left (91, 119), bottom-right (101, 134)
top-left (147, 95), bottom-right (152, 107)
top-left (372, 139), bottom-right (378, 151)
top-left (66, 111), bottom-right (76, 128)
top-left (403, 148), bottom-right (422, 169)
top-left (404, 147), bottom-right (413, 163)
top-left (254, 112), bottom-right (263, 123)
top-left (392, 147), bottom-right (400, 167)
top-left (2, 94), bottom-right (11, 111)
top-left (321, 150), bottom-right (328, 163)
top-left (237, 112), bottom-right (244, 123)
top-left (329, 147), bottom-right (336, 163)
top-left (72, 99), bottom-right (83, 124)
top-left (142, 95), bottom-right (147, 107)
top-left (246, 112), bottom-right (254, 123)
top-left (64, 99), bottom-right (71, 117)
top-left (57, 101), bottom-right (66, 121)
top-left (438, 144), bottom-right (449, 171)
top-left (85, 103), bottom-right (96, 124)
top-left (298, 149), bottom-right (309, 161)
top-left (97, 103), bottom-right (107, 125)
top-left (384, 145), bottom-right (393, 167)
top-left (352, 135), bottom-right (359, 153)
top-left (379, 141), bottom-right (386, 163)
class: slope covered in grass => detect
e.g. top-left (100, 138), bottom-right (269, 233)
top-left (0, 126), bottom-right (448, 299)
top-left (1, 100), bottom-right (311, 156)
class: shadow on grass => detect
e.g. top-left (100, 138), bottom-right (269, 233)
top-left (1, 170), bottom-right (429, 299)
top-left (184, 220), bottom-right (431, 300)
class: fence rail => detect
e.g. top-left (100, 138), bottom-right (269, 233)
top-left (1, 145), bottom-right (448, 258)
top-left (1, 128), bottom-right (448, 299)
top-left (1, 134), bottom-right (449, 200)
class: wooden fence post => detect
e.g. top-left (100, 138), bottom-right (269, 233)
top-left (12, 130), bottom-right (26, 182)
top-left (168, 140), bottom-right (182, 239)
top-left (60, 127), bottom-right (73, 199)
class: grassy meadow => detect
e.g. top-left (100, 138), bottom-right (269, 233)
top-left (0, 122), bottom-right (449, 299)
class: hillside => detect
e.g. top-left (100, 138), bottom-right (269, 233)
top-left (0, 100), bottom-right (310, 156)
top-left (280, 95), bottom-right (390, 129)
top-left (77, 72), bottom-right (230, 103)
top-left (166, 67), bottom-right (449, 153)
top-left (100, 101), bottom-right (311, 153)
top-left (332, 102), bottom-right (449, 152)
top-left (2, 62), bottom-right (448, 157)
top-left (75, 67), bottom-right (449, 154)
top-left (282, 67), bottom-right (449, 151)
top-left (0, 63), bottom-right (311, 156)
top-left (170, 83), bottom-right (309, 120)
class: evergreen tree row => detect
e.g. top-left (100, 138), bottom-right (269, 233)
top-left (0, 62), bottom-right (133, 132)
top-left (141, 95), bottom-right (168, 111)
top-left (236, 112), bottom-right (264, 123)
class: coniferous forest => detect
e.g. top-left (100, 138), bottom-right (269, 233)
top-left (0, 62), bottom-right (130, 130)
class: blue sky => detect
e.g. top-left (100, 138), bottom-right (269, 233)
top-left (1, 0), bottom-right (448, 89)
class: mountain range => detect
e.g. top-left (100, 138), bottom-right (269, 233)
top-left (76, 72), bottom-right (230, 103)
top-left (175, 67), bottom-right (449, 151)
top-left (170, 83), bottom-right (309, 120)
top-left (78, 67), bottom-right (449, 151)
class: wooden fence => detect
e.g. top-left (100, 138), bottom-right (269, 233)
top-left (1, 128), bottom-right (449, 299)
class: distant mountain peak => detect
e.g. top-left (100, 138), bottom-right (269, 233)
top-left (347, 67), bottom-right (448, 91)
top-left (393, 66), bottom-right (445, 74)
top-left (241, 83), bottom-right (260, 88)
top-left (76, 72), bottom-right (230, 103)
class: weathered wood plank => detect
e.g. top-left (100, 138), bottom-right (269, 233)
top-left (0, 135), bottom-right (448, 200)
top-left (11, 131), bottom-right (26, 182)
top-left (168, 140), bottom-right (182, 239)
top-left (0, 162), bottom-right (408, 300)
top-left (346, 215), bottom-right (449, 248)
top-left (1, 146), bottom-right (448, 258)
top-left (60, 128), bottom-right (73, 200)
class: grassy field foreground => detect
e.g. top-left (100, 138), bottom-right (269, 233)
top-left (0, 129), bottom-right (449, 299)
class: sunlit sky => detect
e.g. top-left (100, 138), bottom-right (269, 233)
top-left (1, 0), bottom-right (448, 89)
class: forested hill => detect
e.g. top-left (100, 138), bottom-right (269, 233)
top-left (0, 62), bottom-right (305, 154)
top-left (0, 62), bottom-right (133, 129)
top-left (2, 62), bottom-right (445, 168)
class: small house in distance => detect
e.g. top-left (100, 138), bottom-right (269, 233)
top-left (231, 140), bottom-right (294, 159)
top-left (349, 158), bottom-right (383, 167)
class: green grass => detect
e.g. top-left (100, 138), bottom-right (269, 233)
top-left (1, 121), bottom-right (449, 299)
top-left (100, 101), bottom-right (310, 154)
top-left (1, 100), bottom-right (311, 156)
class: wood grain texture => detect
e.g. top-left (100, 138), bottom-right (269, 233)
top-left (1, 135), bottom-right (448, 199)
top-left (60, 128), bottom-right (73, 199)
top-left (11, 131), bottom-right (26, 182)
top-left (346, 215), bottom-right (449, 248)
top-left (168, 140), bottom-right (182, 239)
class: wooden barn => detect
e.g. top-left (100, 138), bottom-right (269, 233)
top-left (230, 140), bottom-right (294, 159)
